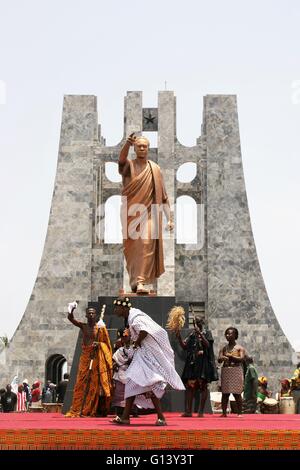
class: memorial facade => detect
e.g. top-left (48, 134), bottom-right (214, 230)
top-left (0, 91), bottom-right (294, 393)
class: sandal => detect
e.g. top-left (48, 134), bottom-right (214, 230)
top-left (137, 283), bottom-right (149, 295)
top-left (155, 418), bottom-right (167, 426)
top-left (110, 416), bottom-right (130, 425)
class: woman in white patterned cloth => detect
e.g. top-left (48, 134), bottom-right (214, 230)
top-left (218, 327), bottom-right (245, 417)
top-left (111, 297), bottom-right (185, 426)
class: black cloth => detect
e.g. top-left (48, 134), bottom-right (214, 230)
top-left (1, 391), bottom-right (17, 412)
top-left (56, 380), bottom-right (68, 403)
top-left (23, 383), bottom-right (32, 403)
top-left (181, 330), bottom-right (218, 383)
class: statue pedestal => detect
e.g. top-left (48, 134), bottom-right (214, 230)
top-left (118, 289), bottom-right (157, 297)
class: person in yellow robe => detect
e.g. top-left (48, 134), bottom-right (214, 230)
top-left (119, 134), bottom-right (173, 294)
top-left (65, 305), bottom-right (113, 417)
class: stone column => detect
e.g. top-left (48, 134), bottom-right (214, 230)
top-left (122, 91), bottom-right (143, 291)
top-left (157, 91), bottom-right (175, 296)
top-left (204, 94), bottom-right (294, 386)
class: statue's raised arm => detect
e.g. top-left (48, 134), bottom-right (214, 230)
top-left (119, 133), bottom-right (136, 166)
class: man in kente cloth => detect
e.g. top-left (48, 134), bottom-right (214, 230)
top-left (66, 304), bottom-right (113, 417)
top-left (119, 133), bottom-right (173, 294)
top-left (111, 297), bottom-right (185, 426)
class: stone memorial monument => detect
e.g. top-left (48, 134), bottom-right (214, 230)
top-left (0, 91), bottom-right (295, 406)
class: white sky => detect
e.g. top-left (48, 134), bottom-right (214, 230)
top-left (0, 0), bottom-right (299, 351)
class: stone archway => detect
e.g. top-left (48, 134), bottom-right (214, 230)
top-left (45, 354), bottom-right (67, 385)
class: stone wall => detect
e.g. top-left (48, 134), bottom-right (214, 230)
top-left (204, 95), bottom-right (294, 387)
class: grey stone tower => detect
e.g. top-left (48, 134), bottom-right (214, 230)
top-left (0, 91), bottom-right (294, 391)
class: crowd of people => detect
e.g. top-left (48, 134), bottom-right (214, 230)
top-left (1, 298), bottom-right (300, 422)
top-left (0, 374), bottom-right (69, 413)
top-left (65, 298), bottom-right (300, 423)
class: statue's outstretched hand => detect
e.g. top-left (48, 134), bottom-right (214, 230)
top-left (127, 133), bottom-right (136, 146)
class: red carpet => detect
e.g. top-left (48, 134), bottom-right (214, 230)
top-left (0, 413), bottom-right (300, 450)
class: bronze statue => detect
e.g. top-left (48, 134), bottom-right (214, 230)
top-left (119, 134), bottom-right (173, 294)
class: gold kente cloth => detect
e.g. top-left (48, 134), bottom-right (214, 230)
top-left (65, 326), bottom-right (113, 417)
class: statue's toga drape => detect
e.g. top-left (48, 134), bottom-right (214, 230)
top-left (120, 159), bottom-right (168, 289)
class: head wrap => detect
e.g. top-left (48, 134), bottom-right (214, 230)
top-left (113, 297), bottom-right (132, 308)
top-left (280, 379), bottom-right (290, 387)
top-left (258, 376), bottom-right (268, 385)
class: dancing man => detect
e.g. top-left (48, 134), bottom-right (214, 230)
top-left (111, 297), bottom-right (185, 426)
